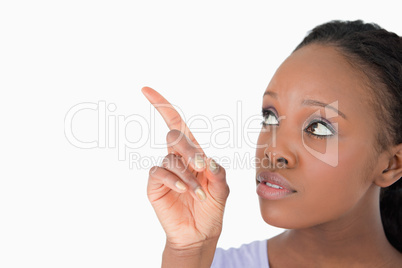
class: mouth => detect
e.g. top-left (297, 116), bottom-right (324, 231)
top-left (261, 181), bottom-right (285, 189)
top-left (256, 171), bottom-right (296, 200)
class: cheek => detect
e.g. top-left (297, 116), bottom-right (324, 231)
top-left (259, 140), bottom-right (373, 229)
top-left (256, 132), bottom-right (264, 158)
top-left (297, 143), bottom-right (373, 224)
top-left (255, 130), bottom-right (271, 169)
top-left (302, 134), bottom-right (339, 168)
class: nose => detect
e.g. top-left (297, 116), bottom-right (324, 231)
top-left (264, 150), bottom-right (288, 169)
top-left (262, 139), bottom-right (297, 169)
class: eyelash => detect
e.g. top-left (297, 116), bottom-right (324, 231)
top-left (261, 108), bottom-right (336, 139)
top-left (261, 108), bottom-right (279, 126)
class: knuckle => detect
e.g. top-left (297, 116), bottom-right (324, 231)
top-left (166, 129), bottom-right (181, 142)
top-left (162, 153), bottom-right (182, 169)
top-left (149, 166), bottom-right (159, 176)
top-left (166, 129), bottom-right (185, 147)
top-left (167, 115), bottom-right (182, 128)
top-left (220, 167), bottom-right (226, 177)
top-left (221, 185), bottom-right (230, 199)
top-left (161, 173), bottom-right (170, 184)
top-left (161, 154), bottom-right (171, 168)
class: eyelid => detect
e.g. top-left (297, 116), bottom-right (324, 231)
top-left (262, 106), bottom-right (279, 118)
top-left (261, 107), bottom-right (280, 127)
top-left (307, 117), bottom-right (337, 135)
top-left (262, 106), bottom-right (337, 135)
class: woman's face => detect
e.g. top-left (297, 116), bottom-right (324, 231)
top-left (256, 44), bottom-right (381, 229)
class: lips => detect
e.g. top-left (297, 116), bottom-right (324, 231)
top-left (257, 171), bottom-right (296, 192)
top-left (256, 171), bottom-right (296, 200)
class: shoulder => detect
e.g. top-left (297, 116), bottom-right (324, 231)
top-left (211, 240), bottom-right (269, 268)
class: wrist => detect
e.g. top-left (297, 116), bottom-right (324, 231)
top-left (162, 237), bottom-right (219, 268)
top-left (166, 235), bottom-right (219, 252)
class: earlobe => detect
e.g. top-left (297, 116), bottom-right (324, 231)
top-left (375, 144), bottom-right (402, 188)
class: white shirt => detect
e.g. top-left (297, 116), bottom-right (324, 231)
top-left (211, 240), bottom-right (269, 268)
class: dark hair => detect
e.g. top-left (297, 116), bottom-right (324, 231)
top-left (295, 20), bottom-right (402, 253)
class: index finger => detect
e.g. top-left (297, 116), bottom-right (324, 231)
top-left (141, 86), bottom-right (204, 153)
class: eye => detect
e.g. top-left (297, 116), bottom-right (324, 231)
top-left (261, 108), bottom-right (279, 126)
top-left (304, 120), bottom-right (336, 139)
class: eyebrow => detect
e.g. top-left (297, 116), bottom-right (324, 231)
top-left (263, 91), bottom-right (278, 98)
top-left (263, 91), bottom-right (347, 120)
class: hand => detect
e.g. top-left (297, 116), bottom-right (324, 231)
top-left (142, 87), bottom-right (230, 251)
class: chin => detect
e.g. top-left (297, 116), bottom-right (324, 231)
top-left (260, 212), bottom-right (295, 229)
top-left (259, 198), bottom-right (313, 229)
top-left (259, 198), bottom-right (291, 228)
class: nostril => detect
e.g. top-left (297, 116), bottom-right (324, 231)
top-left (277, 157), bottom-right (288, 165)
top-left (264, 151), bottom-right (290, 167)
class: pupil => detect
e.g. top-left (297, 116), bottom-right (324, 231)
top-left (312, 123), bottom-right (318, 131)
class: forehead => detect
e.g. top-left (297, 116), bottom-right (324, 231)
top-left (265, 44), bottom-right (374, 119)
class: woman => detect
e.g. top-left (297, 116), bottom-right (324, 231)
top-left (142, 20), bottom-right (402, 267)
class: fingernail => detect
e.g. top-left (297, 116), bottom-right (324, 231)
top-left (195, 188), bottom-right (207, 201)
top-left (175, 181), bottom-right (187, 191)
top-left (208, 159), bottom-right (219, 174)
top-left (194, 154), bottom-right (205, 170)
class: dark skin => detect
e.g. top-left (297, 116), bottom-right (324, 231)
top-left (257, 44), bottom-right (402, 267)
top-left (143, 43), bottom-right (402, 268)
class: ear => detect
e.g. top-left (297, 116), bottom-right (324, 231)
top-left (374, 143), bottom-right (402, 188)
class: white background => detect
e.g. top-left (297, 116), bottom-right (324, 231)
top-left (1, 1), bottom-right (400, 267)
